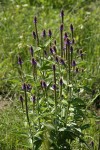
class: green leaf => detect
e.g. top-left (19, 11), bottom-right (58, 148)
top-left (44, 123), bottom-right (55, 130)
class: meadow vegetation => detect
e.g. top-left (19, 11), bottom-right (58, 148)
top-left (0, 0), bottom-right (100, 149)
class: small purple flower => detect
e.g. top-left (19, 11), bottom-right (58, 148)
top-left (34, 16), bottom-right (37, 24)
top-left (70, 46), bottom-right (73, 53)
top-left (60, 10), bottom-right (64, 17)
top-left (72, 60), bottom-right (76, 67)
top-left (66, 38), bottom-right (70, 46)
top-left (27, 84), bottom-right (32, 91)
top-left (50, 47), bottom-right (54, 54)
top-left (30, 46), bottom-right (34, 57)
top-left (32, 31), bottom-right (36, 39)
top-left (42, 30), bottom-right (46, 37)
top-left (60, 24), bottom-right (63, 31)
top-left (19, 95), bottom-right (23, 102)
top-left (60, 58), bottom-right (65, 66)
top-left (52, 64), bottom-right (56, 71)
top-left (42, 81), bottom-right (47, 88)
top-left (55, 56), bottom-right (59, 63)
top-left (64, 32), bottom-right (68, 40)
top-left (22, 83), bottom-right (27, 90)
top-left (18, 56), bottom-right (23, 66)
top-left (32, 95), bottom-right (36, 102)
top-left (48, 29), bottom-right (52, 38)
top-left (70, 24), bottom-right (73, 32)
top-left (53, 46), bottom-right (56, 53)
top-left (52, 84), bottom-right (56, 90)
top-left (32, 58), bottom-right (37, 66)
top-left (60, 78), bottom-right (63, 86)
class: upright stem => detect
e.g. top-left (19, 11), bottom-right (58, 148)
top-left (60, 27), bottom-right (63, 57)
top-left (35, 23), bottom-right (39, 46)
top-left (24, 88), bottom-right (34, 150)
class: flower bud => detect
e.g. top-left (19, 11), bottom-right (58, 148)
top-left (32, 95), bottom-right (36, 102)
top-left (18, 56), bottom-right (23, 66)
top-left (32, 58), bottom-right (37, 66)
top-left (60, 24), bottom-right (63, 31)
top-left (19, 95), bottom-right (23, 102)
top-left (42, 30), bottom-right (46, 37)
top-left (34, 16), bottom-right (37, 24)
top-left (70, 24), bottom-right (73, 32)
top-left (22, 83), bottom-right (27, 90)
top-left (52, 84), bottom-right (56, 90)
top-left (32, 31), bottom-right (36, 39)
top-left (60, 78), bottom-right (63, 86)
top-left (48, 29), bottom-right (52, 37)
top-left (72, 60), bottom-right (76, 67)
top-left (30, 46), bottom-right (34, 57)
top-left (60, 10), bottom-right (64, 17)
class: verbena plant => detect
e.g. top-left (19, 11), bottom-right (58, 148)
top-left (17, 10), bottom-right (92, 150)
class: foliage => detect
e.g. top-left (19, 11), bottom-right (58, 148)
top-left (0, 0), bottom-right (100, 150)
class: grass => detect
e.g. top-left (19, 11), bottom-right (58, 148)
top-left (0, 0), bottom-right (100, 149)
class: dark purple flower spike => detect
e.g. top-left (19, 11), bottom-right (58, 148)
top-left (42, 30), bottom-right (46, 37)
top-left (55, 56), bottom-right (59, 63)
top-left (70, 24), bottom-right (74, 38)
top-left (32, 31), bottom-right (36, 39)
top-left (48, 29), bottom-right (52, 38)
top-left (32, 58), bottom-right (37, 66)
top-left (30, 46), bottom-right (34, 57)
top-left (60, 78), bottom-right (63, 86)
top-left (60, 24), bottom-right (63, 31)
top-left (27, 84), bottom-right (32, 91)
top-left (60, 10), bottom-right (64, 23)
top-left (52, 84), bottom-right (56, 90)
top-left (72, 60), bottom-right (76, 67)
top-left (22, 83), bottom-right (27, 91)
top-left (18, 56), bottom-right (23, 67)
top-left (19, 95), bottom-right (24, 102)
top-left (70, 46), bottom-right (73, 65)
top-left (34, 16), bottom-right (37, 24)
top-left (60, 58), bottom-right (65, 66)
top-left (34, 16), bottom-right (39, 46)
top-left (19, 95), bottom-right (24, 109)
top-left (32, 95), bottom-right (36, 103)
